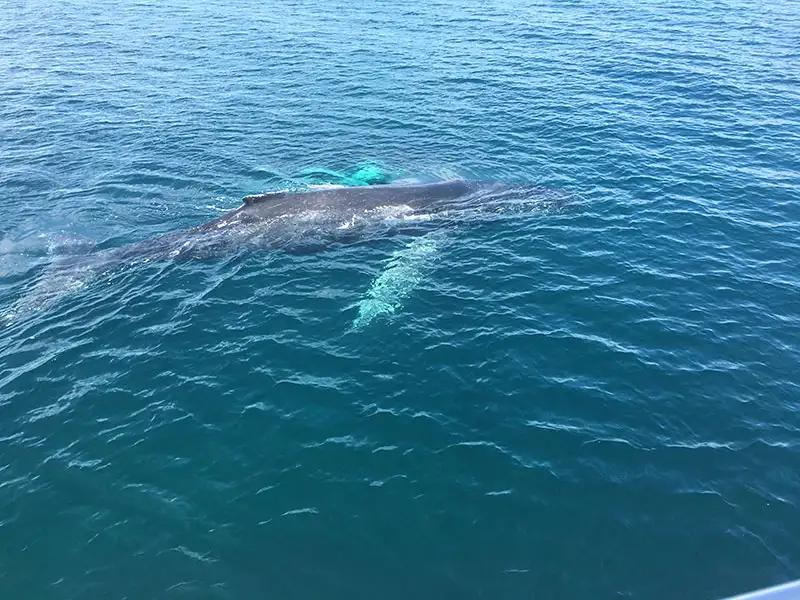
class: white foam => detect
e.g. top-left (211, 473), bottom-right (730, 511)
top-left (370, 204), bottom-right (414, 219)
top-left (306, 183), bottom-right (345, 190)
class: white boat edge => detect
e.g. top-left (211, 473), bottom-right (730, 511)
top-left (724, 579), bottom-right (800, 600)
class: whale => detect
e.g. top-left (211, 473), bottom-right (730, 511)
top-left (101, 179), bottom-right (550, 261)
top-left (3, 179), bottom-right (565, 321)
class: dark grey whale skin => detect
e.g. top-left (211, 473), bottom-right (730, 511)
top-left (205, 179), bottom-right (507, 229)
top-left (93, 177), bottom-right (571, 268)
top-left (104, 180), bottom-right (518, 261)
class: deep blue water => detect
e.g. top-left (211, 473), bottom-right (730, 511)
top-left (2, 0), bottom-right (800, 598)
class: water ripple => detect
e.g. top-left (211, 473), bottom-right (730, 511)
top-left (1, 0), bottom-right (799, 598)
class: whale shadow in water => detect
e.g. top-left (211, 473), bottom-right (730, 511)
top-left (4, 180), bottom-right (568, 322)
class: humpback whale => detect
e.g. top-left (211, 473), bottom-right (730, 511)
top-left (103, 179), bottom-right (542, 261)
top-left (4, 179), bottom-right (564, 321)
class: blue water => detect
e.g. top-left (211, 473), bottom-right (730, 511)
top-left (1, 0), bottom-right (799, 598)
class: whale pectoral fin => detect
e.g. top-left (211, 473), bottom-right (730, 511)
top-left (350, 231), bottom-right (447, 329)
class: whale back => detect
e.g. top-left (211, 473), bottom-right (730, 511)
top-left (242, 190), bottom-right (290, 206)
top-left (240, 180), bottom-right (479, 215)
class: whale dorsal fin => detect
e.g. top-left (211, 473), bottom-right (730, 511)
top-left (242, 190), bottom-right (290, 206)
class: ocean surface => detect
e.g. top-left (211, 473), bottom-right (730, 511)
top-left (1, 0), bottom-right (799, 598)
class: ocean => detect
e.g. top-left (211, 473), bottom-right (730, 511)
top-left (1, 0), bottom-right (799, 598)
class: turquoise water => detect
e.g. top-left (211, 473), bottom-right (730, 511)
top-left (1, 0), bottom-right (799, 597)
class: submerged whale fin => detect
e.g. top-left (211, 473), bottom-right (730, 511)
top-left (295, 162), bottom-right (399, 187)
